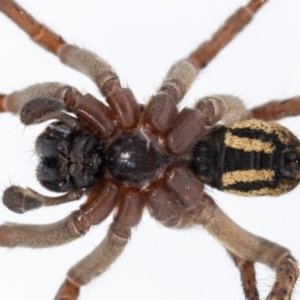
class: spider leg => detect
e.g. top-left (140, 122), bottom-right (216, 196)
top-left (144, 179), bottom-right (194, 228)
top-left (196, 94), bottom-right (249, 125)
top-left (144, 164), bottom-right (205, 228)
top-left (194, 193), bottom-right (299, 300)
top-left (187, 0), bottom-right (267, 70)
top-left (229, 251), bottom-right (259, 300)
top-left (0, 0), bottom-right (66, 54)
top-left (143, 0), bottom-right (267, 131)
top-left (54, 188), bottom-right (143, 300)
top-left (0, 212), bottom-right (88, 248)
top-left (55, 229), bottom-right (128, 300)
top-left (147, 194), bottom-right (261, 297)
top-left (1, 83), bottom-right (85, 132)
top-left (1, 82), bottom-right (72, 114)
top-left (145, 92), bottom-right (249, 156)
top-left (0, 0), bottom-right (269, 131)
top-left (0, 2), bottom-right (135, 123)
top-left (0, 82), bottom-right (117, 139)
top-left (0, 180), bottom-right (118, 248)
top-left (148, 186), bottom-right (298, 299)
top-left (0, 93), bottom-right (5, 112)
top-left (0, 0), bottom-right (267, 72)
top-left (0, 1), bottom-right (140, 127)
top-left (251, 95), bottom-right (300, 121)
top-left (2, 186), bottom-right (84, 214)
top-left (58, 46), bottom-right (141, 133)
top-left (144, 0), bottom-right (268, 125)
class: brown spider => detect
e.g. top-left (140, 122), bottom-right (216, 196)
top-left (0, 0), bottom-right (300, 300)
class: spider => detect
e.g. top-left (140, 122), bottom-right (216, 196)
top-left (0, 0), bottom-right (300, 300)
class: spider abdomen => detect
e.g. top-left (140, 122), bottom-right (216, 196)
top-left (191, 119), bottom-right (300, 196)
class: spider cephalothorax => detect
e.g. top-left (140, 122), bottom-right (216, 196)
top-left (106, 132), bottom-right (172, 185)
top-left (0, 1), bottom-right (300, 300)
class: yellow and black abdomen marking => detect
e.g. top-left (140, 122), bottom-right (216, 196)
top-left (191, 119), bottom-right (300, 196)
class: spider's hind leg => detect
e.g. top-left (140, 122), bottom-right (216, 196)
top-left (195, 94), bottom-right (249, 126)
top-left (251, 95), bottom-right (300, 121)
top-left (195, 193), bottom-right (299, 300)
top-left (229, 251), bottom-right (259, 300)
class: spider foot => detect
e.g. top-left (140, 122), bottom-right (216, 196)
top-left (266, 255), bottom-right (299, 300)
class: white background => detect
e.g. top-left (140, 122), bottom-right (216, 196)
top-left (0, 0), bottom-right (300, 299)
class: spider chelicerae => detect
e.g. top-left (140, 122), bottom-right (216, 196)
top-left (0, 0), bottom-right (300, 300)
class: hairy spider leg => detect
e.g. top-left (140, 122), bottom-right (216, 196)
top-left (193, 194), bottom-right (299, 300)
top-left (0, 0), bottom-right (267, 110)
top-left (251, 95), bottom-right (300, 121)
top-left (146, 190), bottom-right (298, 300)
